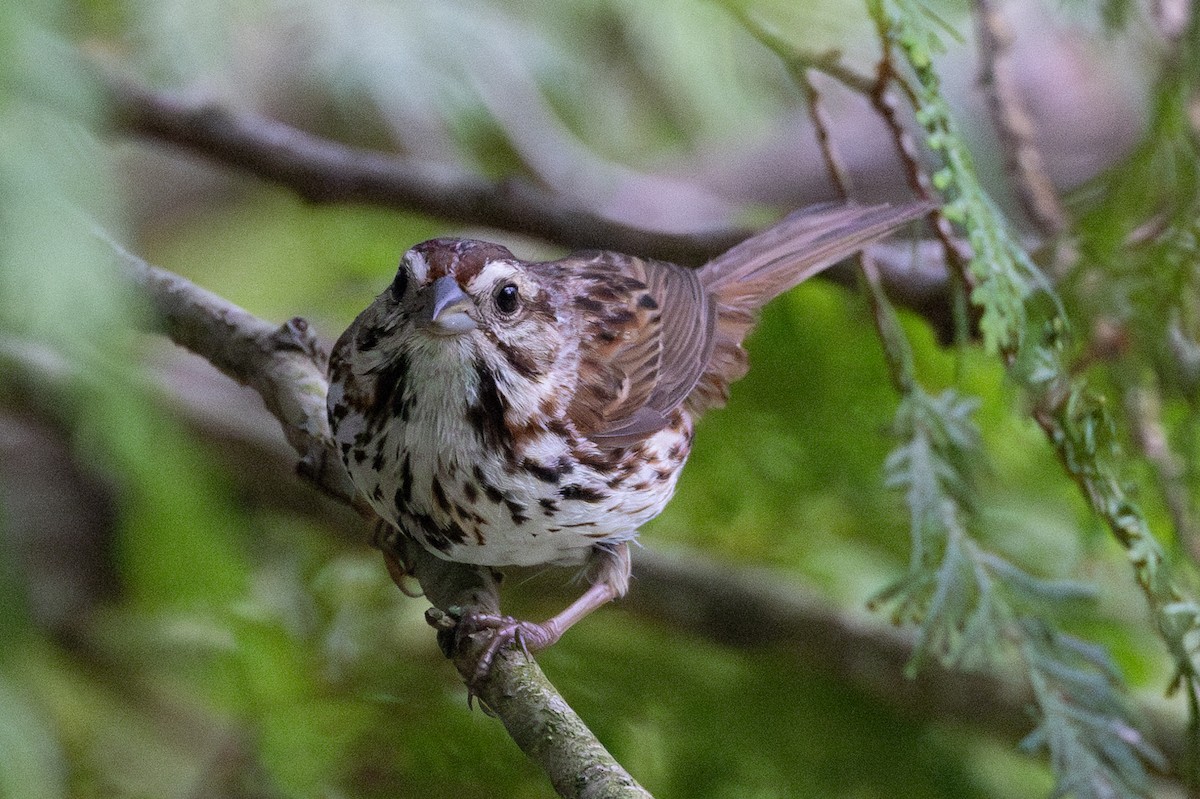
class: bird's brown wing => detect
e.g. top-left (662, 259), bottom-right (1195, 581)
top-left (557, 251), bottom-right (716, 448)
top-left (687, 201), bottom-right (932, 415)
top-left (556, 201), bottom-right (929, 445)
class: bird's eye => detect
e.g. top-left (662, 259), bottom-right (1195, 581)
top-left (390, 269), bottom-right (409, 301)
top-left (495, 282), bottom-right (520, 314)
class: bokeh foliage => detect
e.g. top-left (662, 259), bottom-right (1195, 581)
top-left (2, 0), bottom-right (1198, 797)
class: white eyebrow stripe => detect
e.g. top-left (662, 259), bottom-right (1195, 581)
top-left (471, 260), bottom-right (519, 291)
top-left (405, 250), bottom-right (429, 283)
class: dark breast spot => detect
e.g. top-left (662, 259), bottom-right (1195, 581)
top-left (474, 464), bottom-right (506, 504)
top-left (452, 501), bottom-right (487, 529)
top-left (403, 506), bottom-right (472, 552)
top-left (373, 353), bottom-right (410, 418)
top-left (560, 484), bottom-right (607, 503)
top-left (522, 457), bottom-right (570, 484)
top-left (399, 453), bottom-right (413, 505)
top-left (431, 477), bottom-right (451, 513)
top-left (466, 362), bottom-right (512, 458)
top-left (574, 446), bottom-right (623, 472)
top-left (505, 499), bottom-right (529, 526)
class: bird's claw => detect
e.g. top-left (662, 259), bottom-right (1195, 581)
top-left (450, 611), bottom-right (557, 687)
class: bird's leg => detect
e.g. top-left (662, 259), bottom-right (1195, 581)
top-left (456, 543), bottom-right (631, 683)
top-left (374, 522), bottom-right (423, 597)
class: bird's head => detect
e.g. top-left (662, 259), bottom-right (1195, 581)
top-left (337, 238), bottom-right (575, 424)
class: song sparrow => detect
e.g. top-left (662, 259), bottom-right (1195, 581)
top-left (327, 201), bottom-right (929, 672)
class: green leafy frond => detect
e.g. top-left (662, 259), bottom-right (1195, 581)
top-left (725, 2), bottom-right (1170, 789)
top-left (870, 0), bottom-right (1050, 356)
top-left (866, 0), bottom-right (1200, 790)
top-left (1020, 621), bottom-right (1165, 799)
top-left (1075, 26), bottom-right (1200, 405)
top-left (877, 383), bottom-right (1162, 795)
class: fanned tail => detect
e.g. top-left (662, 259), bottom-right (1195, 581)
top-left (686, 200), bottom-right (931, 415)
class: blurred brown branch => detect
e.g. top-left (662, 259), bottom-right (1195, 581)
top-left (101, 73), bottom-right (962, 340)
top-left (104, 74), bottom-right (742, 263)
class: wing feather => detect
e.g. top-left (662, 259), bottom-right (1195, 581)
top-left (560, 252), bottom-right (715, 448)
top-left (557, 201), bottom-right (929, 446)
top-left (687, 200), bottom-right (931, 415)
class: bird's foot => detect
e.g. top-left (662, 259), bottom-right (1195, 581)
top-left (449, 611), bottom-right (561, 686)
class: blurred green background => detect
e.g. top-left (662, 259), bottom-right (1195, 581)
top-left (0, 0), bottom-right (1194, 797)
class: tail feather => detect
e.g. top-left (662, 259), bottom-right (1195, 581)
top-left (685, 200), bottom-right (931, 415)
top-left (699, 201), bottom-right (932, 308)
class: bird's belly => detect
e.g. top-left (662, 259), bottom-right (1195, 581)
top-left (344, 407), bottom-right (690, 568)
top-left (426, 454), bottom-right (681, 568)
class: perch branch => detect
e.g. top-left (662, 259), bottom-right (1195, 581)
top-left (116, 243), bottom-right (651, 799)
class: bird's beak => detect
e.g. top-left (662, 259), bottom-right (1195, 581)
top-left (419, 275), bottom-right (476, 335)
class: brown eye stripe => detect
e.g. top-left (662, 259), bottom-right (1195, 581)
top-left (491, 336), bottom-right (542, 380)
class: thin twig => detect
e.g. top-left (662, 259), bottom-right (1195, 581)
top-left (796, 71), bottom-right (855, 199)
top-left (795, 66), bottom-right (916, 392)
top-left (1127, 385), bottom-right (1200, 563)
top-left (870, 44), bottom-right (974, 289)
top-left (729, 13), bottom-right (967, 345)
top-left (972, 0), bottom-right (1069, 240)
top-left (728, 9), bottom-right (879, 96)
top-left (116, 243), bottom-right (652, 799)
